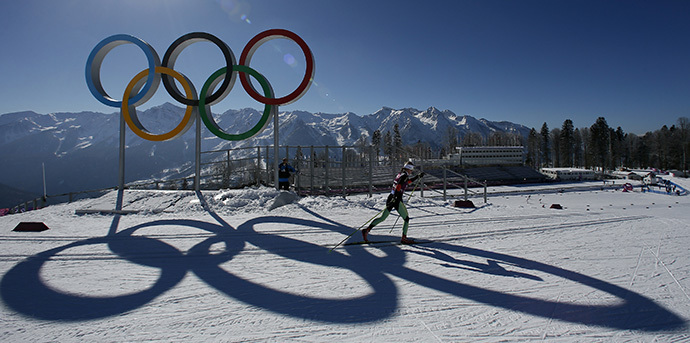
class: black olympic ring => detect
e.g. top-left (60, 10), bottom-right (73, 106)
top-left (161, 32), bottom-right (236, 107)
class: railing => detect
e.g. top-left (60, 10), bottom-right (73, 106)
top-left (3, 144), bottom-right (493, 215)
top-left (200, 144), bottom-right (396, 196)
top-left (199, 145), bottom-right (489, 200)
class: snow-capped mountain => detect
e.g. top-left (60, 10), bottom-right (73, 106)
top-left (0, 104), bottom-right (530, 197)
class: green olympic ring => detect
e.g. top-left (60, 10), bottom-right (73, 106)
top-left (199, 65), bottom-right (276, 141)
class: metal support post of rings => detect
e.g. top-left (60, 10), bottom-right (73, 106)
top-left (85, 29), bottom-right (314, 141)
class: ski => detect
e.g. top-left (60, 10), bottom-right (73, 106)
top-left (342, 239), bottom-right (432, 246)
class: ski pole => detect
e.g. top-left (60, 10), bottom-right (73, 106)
top-left (389, 176), bottom-right (422, 234)
top-left (329, 208), bottom-right (385, 252)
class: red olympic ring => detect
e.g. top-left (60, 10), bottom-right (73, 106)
top-left (239, 29), bottom-right (315, 106)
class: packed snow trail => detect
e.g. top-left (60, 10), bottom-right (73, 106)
top-left (1, 182), bottom-right (689, 341)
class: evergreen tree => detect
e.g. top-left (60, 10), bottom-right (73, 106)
top-left (550, 128), bottom-right (561, 167)
top-left (669, 125), bottom-right (683, 169)
top-left (657, 125), bottom-right (670, 169)
top-left (540, 123), bottom-right (550, 167)
top-left (560, 119), bottom-right (574, 167)
top-left (573, 128), bottom-right (583, 167)
top-left (626, 133), bottom-right (640, 168)
top-left (579, 127), bottom-right (591, 168)
top-left (371, 129), bottom-right (381, 159)
top-left (526, 128), bottom-right (540, 168)
top-left (589, 117), bottom-right (611, 170)
top-left (383, 130), bottom-right (393, 163)
top-left (638, 133), bottom-right (653, 168)
top-left (393, 124), bottom-right (403, 160)
top-left (678, 117), bottom-right (689, 175)
top-left (611, 127), bottom-right (625, 168)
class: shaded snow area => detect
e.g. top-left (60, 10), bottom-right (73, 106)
top-left (1, 180), bottom-right (689, 342)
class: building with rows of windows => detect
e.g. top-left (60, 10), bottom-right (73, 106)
top-left (445, 146), bottom-right (525, 166)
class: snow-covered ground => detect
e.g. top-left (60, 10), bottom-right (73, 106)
top-left (1, 178), bottom-right (689, 342)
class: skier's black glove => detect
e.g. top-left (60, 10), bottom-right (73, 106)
top-left (410, 172), bottom-right (425, 183)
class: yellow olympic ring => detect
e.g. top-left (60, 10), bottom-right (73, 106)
top-left (122, 66), bottom-right (197, 142)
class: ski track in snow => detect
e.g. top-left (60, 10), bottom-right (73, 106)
top-left (1, 180), bottom-right (689, 342)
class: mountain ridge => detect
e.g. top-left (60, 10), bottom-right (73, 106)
top-left (0, 103), bottom-right (530, 198)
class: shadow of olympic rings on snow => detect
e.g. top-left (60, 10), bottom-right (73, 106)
top-left (0, 194), bottom-right (686, 332)
top-left (0, 214), bottom-right (398, 322)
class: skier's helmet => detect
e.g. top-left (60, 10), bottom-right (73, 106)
top-left (403, 162), bottom-right (414, 171)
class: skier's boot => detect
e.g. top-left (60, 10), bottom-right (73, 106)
top-left (400, 235), bottom-right (415, 245)
top-left (362, 225), bottom-right (372, 242)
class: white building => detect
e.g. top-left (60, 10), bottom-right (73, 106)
top-left (446, 146), bottom-right (524, 166)
top-left (611, 169), bottom-right (658, 184)
top-left (540, 168), bottom-right (597, 181)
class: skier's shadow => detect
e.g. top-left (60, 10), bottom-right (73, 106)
top-left (386, 241), bottom-right (687, 333)
top-left (409, 245), bottom-right (543, 281)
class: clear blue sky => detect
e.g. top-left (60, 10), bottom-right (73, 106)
top-left (1, 0), bottom-right (689, 135)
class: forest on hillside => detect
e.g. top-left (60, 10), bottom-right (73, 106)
top-left (372, 117), bottom-right (690, 174)
top-left (524, 117), bottom-right (689, 173)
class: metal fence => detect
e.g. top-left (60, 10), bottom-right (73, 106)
top-left (3, 145), bottom-right (489, 215)
top-left (200, 145), bottom-right (488, 201)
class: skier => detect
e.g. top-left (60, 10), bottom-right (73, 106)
top-left (278, 158), bottom-right (297, 190)
top-left (362, 161), bottom-right (425, 244)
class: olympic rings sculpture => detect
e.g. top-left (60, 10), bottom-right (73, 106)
top-left (86, 30), bottom-right (314, 141)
